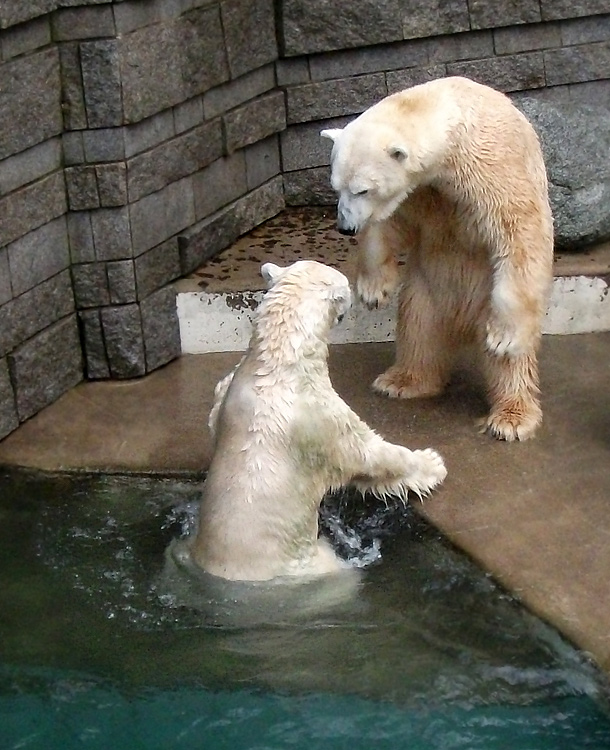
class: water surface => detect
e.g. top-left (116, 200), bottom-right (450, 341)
top-left (1, 468), bottom-right (609, 749)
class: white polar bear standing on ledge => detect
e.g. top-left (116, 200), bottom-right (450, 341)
top-left (178, 260), bottom-right (446, 582)
top-left (321, 76), bottom-right (554, 441)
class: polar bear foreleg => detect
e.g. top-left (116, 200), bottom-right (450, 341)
top-left (486, 232), bottom-right (552, 359)
top-left (207, 358), bottom-right (243, 438)
top-left (356, 223), bottom-right (400, 308)
top-left (349, 436), bottom-right (447, 502)
top-left (373, 275), bottom-right (453, 399)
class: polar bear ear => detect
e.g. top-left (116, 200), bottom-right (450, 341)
top-left (320, 128), bottom-right (343, 142)
top-left (260, 262), bottom-right (284, 287)
top-left (387, 144), bottom-right (408, 162)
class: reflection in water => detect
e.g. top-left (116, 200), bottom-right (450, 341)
top-left (0, 468), bottom-right (609, 748)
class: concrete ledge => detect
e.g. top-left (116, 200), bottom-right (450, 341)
top-left (176, 210), bottom-right (610, 353)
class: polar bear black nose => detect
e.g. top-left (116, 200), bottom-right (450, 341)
top-left (337, 225), bottom-right (356, 236)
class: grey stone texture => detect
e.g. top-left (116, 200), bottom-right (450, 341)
top-left (287, 74), bottom-right (387, 124)
top-left (192, 152), bottom-right (248, 221)
top-left (0, 357), bottom-right (18, 440)
top-left (65, 165), bottom-right (100, 210)
top-left (0, 171), bottom-right (67, 248)
top-left (67, 211), bottom-right (95, 263)
top-left (101, 303), bottom-right (146, 378)
top-left (280, 117), bottom-right (350, 172)
top-left (1, 15), bottom-right (51, 60)
top-left (62, 132), bottom-right (85, 165)
top-left (0, 270), bottom-right (74, 358)
top-left (309, 39), bottom-right (427, 82)
top-left (220, 0), bottom-right (277, 78)
top-left (402, 0), bottom-right (470, 39)
top-left (203, 64), bottom-right (276, 119)
top-left (83, 128), bottom-right (126, 163)
top-left (541, 1), bottom-right (609, 22)
top-left (0, 48), bottom-right (62, 160)
top-left (544, 42), bottom-right (610, 86)
top-left (173, 96), bottom-right (204, 135)
top-left (517, 97), bottom-right (610, 249)
top-left (135, 238), bottom-right (182, 299)
top-left (223, 90), bottom-right (286, 152)
top-left (96, 162), bottom-right (128, 207)
top-left (561, 15), bottom-right (610, 46)
top-left (123, 111), bottom-right (175, 159)
top-left (80, 39), bottom-right (123, 128)
top-left (0, 0), bottom-right (55, 30)
top-left (245, 135), bottom-right (281, 191)
top-left (6, 217), bottom-right (70, 297)
top-left (447, 51), bottom-right (546, 92)
top-left (119, 6), bottom-right (229, 124)
top-left (0, 250), bottom-right (10, 305)
top-left (283, 166), bottom-right (335, 207)
top-left (494, 21), bottom-right (562, 55)
top-left (72, 262), bottom-right (110, 308)
top-left (91, 206), bottom-right (132, 261)
top-left (52, 5), bottom-right (116, 41)
top-left (127, 120), bottom-right (223, 202)
top-left (386, 64), bottom-right (449, 94)
top-left (8, 314), bottom-right (82, 422)
top-left (129, 177), bottom-right (195, 255)
top-left (275, 58), bottom-right (310, 86)
top-left (58, 43), bottom-right (88, 131)
top-left (107, 259), bottom-right (137, 304)
top-left (78, 308), bottom-right (110, 379)
top-left (140, 285), bottom-right (181, 372)
top-left (281, 0), bottom-right (403, 56)
top-left (0, 138), bottom-right (62, 196)
top-left (469, 0), bottom-right (541, 30)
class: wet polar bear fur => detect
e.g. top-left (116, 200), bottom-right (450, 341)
top-left (183, 260), bottom-right (446, 582)
top-left (321, 76), bottom-right (554, 441)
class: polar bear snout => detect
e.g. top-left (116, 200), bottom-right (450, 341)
top-left (337, 198), bottom-right (366, 235)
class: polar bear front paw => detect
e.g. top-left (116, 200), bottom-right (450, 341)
top-left (407, 448), bottom-right (447, 497)
top-left (356, 267), bottom-right (398, 309)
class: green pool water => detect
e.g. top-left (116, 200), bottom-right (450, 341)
top-left (1, 468), bottom-right (609, 749)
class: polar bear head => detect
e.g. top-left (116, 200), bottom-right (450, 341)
top-left (255, 261), bottom-right (351, 360)
top-left (260, 260), bottom-right (351, 325)
top-left (321, 88), bottom-right (452, 235)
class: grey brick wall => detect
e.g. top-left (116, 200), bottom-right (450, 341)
top-left (0, 0), bottom-right (608, 440)
top-left (279, 6), bottom-right (610, 205)
top-left (0, 0), bottom-right (283, 440)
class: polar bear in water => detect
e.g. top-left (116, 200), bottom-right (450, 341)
top-left (174, 260), bottom-right (446, 582)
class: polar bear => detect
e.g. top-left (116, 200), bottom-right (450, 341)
top-left (177, 260), bottom-right (446, 582)
top-left (321, 76), bottom-right (554, 441)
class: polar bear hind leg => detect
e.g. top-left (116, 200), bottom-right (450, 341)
top-left (373, 272), bottom-right (454, 399)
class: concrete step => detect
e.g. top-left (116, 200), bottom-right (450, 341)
top-left (175, 207), bottom-right (610, 354)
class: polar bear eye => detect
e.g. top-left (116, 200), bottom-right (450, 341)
top-left (354, 189), bottom-right (369, 196)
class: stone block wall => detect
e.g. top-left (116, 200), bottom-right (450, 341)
top-left (279, 1), bottom-right (610, 205)
top-left (0, 0), bottom-right (285, 440)
top-left (0, 0), bottom-right (609, 440)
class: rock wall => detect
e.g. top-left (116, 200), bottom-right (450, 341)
top-left (0, 0), bottom-right (609, 440)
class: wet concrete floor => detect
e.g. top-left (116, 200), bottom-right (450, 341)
top-left (0, 333), bottom-right (609, 676)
